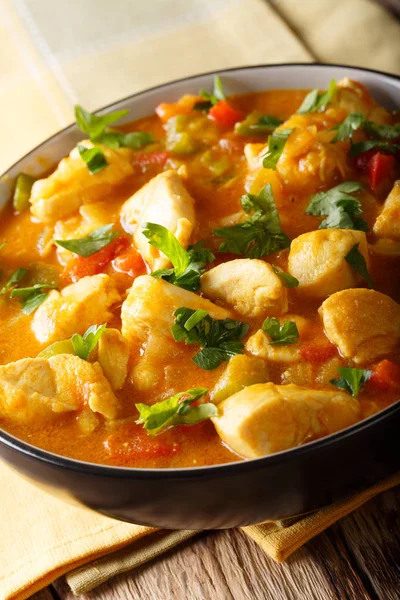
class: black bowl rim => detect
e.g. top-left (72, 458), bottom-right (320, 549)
top-left (0, 61), bottom-right (399, 479)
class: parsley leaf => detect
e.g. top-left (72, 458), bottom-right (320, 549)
top-left (0, 268), bottom-right (28, 295)
top-left (330, 367), bottom-right (372, 397)
top-left (262, 317), bottom-right (299, 345)
top-left (71, 324), bottom-right (106, 360)
top-left (213, 183), bottom-right (290, 258)
top-left (20, 291), bottom-right (49, 314)
top-left (331, 113), bottom-right (365, 142)
top-left (74, 105), bottom-right (129, 139)
top-left (143, 224), bottom-right (214, 292)
top-left (297, 79), bottom-right (337, 114)
top-left (305, 181), bottom-right (368, 231)
top-left (1, 269), bottom-right (57, 314)
top-left (262, 128), bottom-right (293, 169)
top-left (171, 307), bottom-right (249, 370)
top-left (196, 75), bottom-right (225, 111)
top-left (94, 131), bottom-right (154, 150)
top-left (55, 224), bottom-right (119, 258)
top-left (363, 121), bottom-right (400, 140)
top-left (77, 145), bottom-right (108, 174)
top-left (235, 112), bottom-right (283, 136)
top-left (135, 387), bottom-right (217, 436)
top-left (345, 243), bottom-right (374, 289)
top-left (349, 140), bottom-right (400, 156)
top-left (271, 265), bottom-right (299, 288)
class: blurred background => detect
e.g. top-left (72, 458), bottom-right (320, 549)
top-left (1, 0), bottom-right (399, 173)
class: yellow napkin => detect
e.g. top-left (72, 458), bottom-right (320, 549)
top-left (0, 0), bottom-right (400, 598)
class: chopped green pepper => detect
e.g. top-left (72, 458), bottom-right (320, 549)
top-left (200, 150), bottom-right (231, 177)
top-left (13, 173), bottom-right (35, 213)
top-left (37, 339), bottom-right (75, 359)
top-left (234, 111), bottom-right (282, 136)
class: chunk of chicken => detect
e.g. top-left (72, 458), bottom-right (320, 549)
top-left (97, 328), bottom-right (130, 391)
top-left (121, 274), bottom-right (231, 343)
top-left (213, 382), bottom-right (359, 458)
top-left (211, 355), bottom-right (269, 404)
top-left (288, 229), bottom-right (369, 297)
top-left (121, 275), bottom-right (232, 390)
top-left (200, 259), bottom-right (288, 318)
top-left (246, 315), bottom-right (310, 364)
top-left (0, 354), bottom-right (119, 423)
top-left (335, 78), bottom-right (391, 124)
top-left (32, 274), bottom-right (120, 344)
top-left (319, 289), bottom-right (400, 364)
top-left (120, 170), bottom-right (196, 270)
top-left (54, 202), bottom-right (121, 265)
top-left (30, 141), bottom-right (135, 223)
top-left (373, 181), bottom-right (400, 241)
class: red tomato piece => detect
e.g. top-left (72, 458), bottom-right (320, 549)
top-left (368, 152), bottom-right (395, 191)
top-left (354, 148), bottom-right (376, 173)
top-left (63, 235), bottom-right (130, 283)
top-left (209, 100), bottom-right (244, 129)
top-left (300, 343), bottom-right (337, 364)
top-left (133, 151), bottom-right (170, 168)
top-left (112, 248), bottom-right (147, 278)
top-left (368, 359), bottom-right (400, 392)
top-left (104, 428), bottom-right (180, 461)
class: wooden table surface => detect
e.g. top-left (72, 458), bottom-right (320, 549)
top-left (31, 485), bottom-right (400, 600)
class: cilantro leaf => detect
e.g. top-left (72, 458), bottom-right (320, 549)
top-left (363, 121), bottom-right (400, 140)
top-left (21, 291), bottom-right (49, 314)
top-left (349, 140), bottom-right (400, 156)
top-left (213, 183), bottom-right (290, 258)
top-left (262, 128), bottom-right (293, 170)
top-left (297, 79), bottom-right (336, 114)
top-left (95, 131), bottom-right (154, 150)
top-left (271, 265), bottom-right (299, 288)
top-left (0, 268), bottom-right (28, 295)
top-left (71, 324), bottom-right (106, 360)
top-left (77, 145), bottom-right (108, 174)
top-left (55, 224), bottom-right (119, 258)
top-left (143, 224), bottom-right (214, 292)
top-left (305, 181), bottom-right (368, 231)
top-left (345, 243), bottom-right (374, 289)
top-left (135, 387), bottom-right (216, 436)
top-left (235, 112), bottom-right (283, 136)
top-left (330, 367), bottom-right (372, 397)
top-left (172, 307), bottom-right (249, 370)
top-left (331, 113), bottom-right (365, 142)
top-left (262, 317), bottom-right (299, 345)
top-left (10, 282), bottom-right (58, 300)
top-left (196, 75), bottom-right (225, 111)
top-left (74, 105), bottom-right (129, 139)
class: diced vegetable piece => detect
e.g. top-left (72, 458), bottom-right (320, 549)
top-left (354, 148), bottom-right (376, 173)
top-left (133, 151), bottom-right (170, 168)
top-left (299, 343), bottom-right (337, 363)
top-left (200, 150), bottom-right (231, 177)
top-left (165, 115), bottom-right (201, 155)
top-left (211, 355), bottom-right (269, 403)
top-left (235, 112), bottom-right (283, 136)
top-left (104, 426), bottom-right (180, 461)
top-left (209, 100), bottom-right (244, 129)
top-left (112, 248), bottom-right (146, 278)
top-left (13, 173), bottom-right (35, 213)
top-left (368, 359), bottom-right (400, 392)
top-left (63, 236), bottom-right (130, 282)
top-left (37, 339), bottom-right (75, 358)
top-left (368, 152), bottom-right (395, 191)
top-left (155, 95), bottom-right (200, 123)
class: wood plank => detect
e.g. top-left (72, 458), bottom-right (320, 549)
top-left (337, 486), bottom-right (400, 600)
top-left (52, 526), bottom-right (369, 600)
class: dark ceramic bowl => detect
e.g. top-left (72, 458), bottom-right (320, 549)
top-left (0, 64), bottom-right (399, 529)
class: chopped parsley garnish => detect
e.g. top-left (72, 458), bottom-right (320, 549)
top-left (195, 75), bottom-right (225, 111)
top-left (75, 105), bottom-right (129, 139)
top-left (135, 387), bottom-right (217, 436)
top-left (235, 112), bottom-right (283, 136)
top-left (349, 140), bottom-right (400, 156)
top-left (77, 145), bottom-right (108, 174)
top-left (297, 79), bottom-right (336, 114)
top-left (271, 265), bottom-right (299, 288)
top-left (142, 223), bottom-right (214, 292)
top-left (0, 268), bottom-right (28, 295)
top-left (171, 307), bottom-right (249, 370)
top-left (345, 243), bottom-right (374, 289)
top-left (330, 367), bottom-right (372, 397)
top-left (71, 324), bottom-right (106, 360)
top-left (363, 121), bottom-right (400, 140)
top-left (331, 113), bottom-right (365, 143)
top-left (213, 183), bottom-right (290, 258)
top-left (262, 128), bottom-right (293, 169)
top-left (11, 282), bottom-right (58, 315)
top-left (305, 181), bottom-right (368, 231)
top-left (262, 317), bottom-right (299, 345)
top-left (55, 224), bottom-right (119, 258)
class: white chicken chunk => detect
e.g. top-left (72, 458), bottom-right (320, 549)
top-left (0, 354), bottom-right (119, 423)
top-left (97, 328), bottom-right (130, 391)
top-left (288, 229), bottom-right (369, 297)
top-left (213, 382), bottom-right (359, 458)
top-left (200, 259), bottom-right (288, 318)
top-left (120, 170), bottom-right (196, 270)
top-left (319, 289), bottom-right (400, 364)
top-left (335, 78), bottom-right (391, 123)
top-left (246, 315), bottom-right (310, 364)
top-left (121, 275), bottom-right (232, 391)
top-left (30, 141), bottom-right (135, 223)
top-left (32, 274), bottom-right (121, 344)
top-left (373, 181), bottom-right (400, 241)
